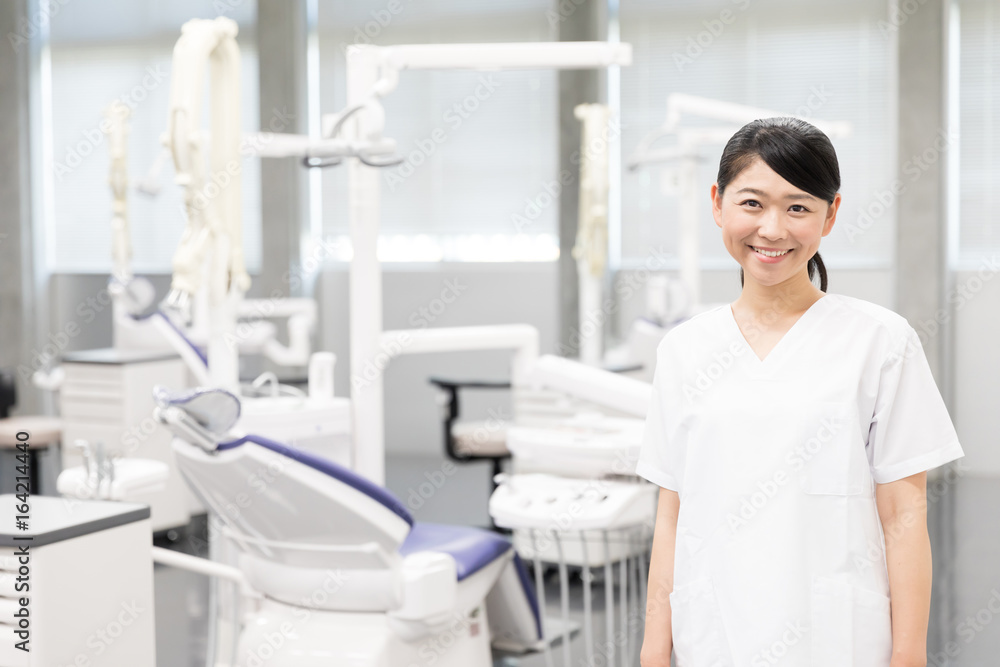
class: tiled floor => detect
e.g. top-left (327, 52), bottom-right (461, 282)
top-left (154, 456), bottom-right (1000, 666)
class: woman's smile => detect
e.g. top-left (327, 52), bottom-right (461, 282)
top-left (748, 245), bottom-right (792, 262)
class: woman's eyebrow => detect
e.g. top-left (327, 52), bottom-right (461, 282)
top-left (734, 187), bottom-right (817, 201)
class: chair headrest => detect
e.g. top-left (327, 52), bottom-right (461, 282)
top-left (154, 386), bottom-right (241, 450)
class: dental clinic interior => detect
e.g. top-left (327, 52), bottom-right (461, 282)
top-left (0, 0), bottom-right (998, 665)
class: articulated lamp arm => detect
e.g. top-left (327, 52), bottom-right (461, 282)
top-left (163, 17), bottom-right (250, 323)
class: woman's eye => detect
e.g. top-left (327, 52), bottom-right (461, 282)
top-left (789, 204), bottom-right (810, 213)
top-left (740, 199), bottom-right (761, 208)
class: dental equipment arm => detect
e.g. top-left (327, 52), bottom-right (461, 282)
top-left (159, 17), bottom-right (250, 392)
top-left (249, 42), bottom-right (635, 172)
top-left (236, 298), bottom-right (317, 367)
top-left (527, 354), bottom-right (652, 418)
top-left (379, 324), bottom-right (540, 389)
top-left (627, 93), bottom-right (853, 171)
top-left (345, 42), bottom-right (632, 484)
top-left (572, 103), bottom-right (612, 365)
top-left (106, 102), bottom-right (132, 282)
top-left (163, 17), bottom-right (250, 325)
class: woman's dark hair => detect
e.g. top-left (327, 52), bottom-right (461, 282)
top-left (716, 117), bottom-right (840, 292)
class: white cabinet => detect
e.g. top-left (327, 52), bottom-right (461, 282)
top-left (60, 349), bottom-right (193, 532)
top-left (0, 495), bottom-right (155, 666)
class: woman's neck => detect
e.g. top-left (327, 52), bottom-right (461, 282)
top-left (735, 272), bottom-right (824, 319)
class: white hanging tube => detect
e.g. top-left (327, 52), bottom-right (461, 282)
top-left (163, 17), bottom-right (249, 393)
top-left (573, 103), bottom-right (612, 366)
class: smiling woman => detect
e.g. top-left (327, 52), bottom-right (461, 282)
top-left (712, 117), bottom-right (841, 293)
top-left (637, 118), bottom-right (966, 667)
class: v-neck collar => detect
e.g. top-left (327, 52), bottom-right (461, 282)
top-left (726, 293), bottom-right (832, 366)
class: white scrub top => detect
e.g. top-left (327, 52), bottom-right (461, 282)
top-left (636, 292), bottom-right (965, 667)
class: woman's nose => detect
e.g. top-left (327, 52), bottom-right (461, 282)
top-left (757, 208), bottom-right (787, 240)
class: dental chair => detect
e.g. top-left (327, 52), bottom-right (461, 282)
top-left (154, 386), bottom-right (542, 667)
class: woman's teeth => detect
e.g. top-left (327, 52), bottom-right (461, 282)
top-left (752, 246), bottom-right (789, 258)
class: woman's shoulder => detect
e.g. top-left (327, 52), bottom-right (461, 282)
top-left (822, 293), bottom-right (915, 338)
top-left (655, 303), bottom-right (731, 354)
top-left (822, 293), bottom-right (925, 365)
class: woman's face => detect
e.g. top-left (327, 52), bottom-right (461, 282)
top-left (711, 157), bottom-right (840, 290)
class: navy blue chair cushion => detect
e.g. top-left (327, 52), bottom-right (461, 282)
top-left (399, 523), bottom-right (512, 581)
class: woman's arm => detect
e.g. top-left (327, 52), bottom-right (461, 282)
top-left (875, 471), bottom-right (931, 667)
top-left (641, 487), bottom-right (681, 667)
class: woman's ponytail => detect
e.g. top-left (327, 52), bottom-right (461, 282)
top-left (808, 252), bottom-right (828, 293)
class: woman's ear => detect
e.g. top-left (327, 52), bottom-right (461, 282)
top-left (822, 192), bottom-right (842, 237)
top-left (711, 183), bottom-right (723, 228)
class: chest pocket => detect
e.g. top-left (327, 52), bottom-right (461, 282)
top-left (799, 402), bottom-right (867, 496)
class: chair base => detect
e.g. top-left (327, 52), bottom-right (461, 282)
top-left (238, 596), bottom-right (493, 667)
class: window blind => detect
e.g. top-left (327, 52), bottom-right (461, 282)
top-left (957, 0), bottom-right (997, 264)
top-left (317, 0), bottom-right (559, 260)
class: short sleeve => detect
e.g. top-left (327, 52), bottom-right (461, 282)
top-left (867, 326), bottom-right (965, 484)
top-left (635, 343), bottom-right (683, 492)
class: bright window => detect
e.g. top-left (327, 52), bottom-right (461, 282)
top-left (316, 0), bottom-right (559, 262)
top-left (955, 0), bottom-right (998, 266)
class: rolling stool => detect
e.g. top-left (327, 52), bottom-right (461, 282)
top-left (428, 377), bottom-right (511, 529)
top-left (0, 369), bottom-right (63, 495)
